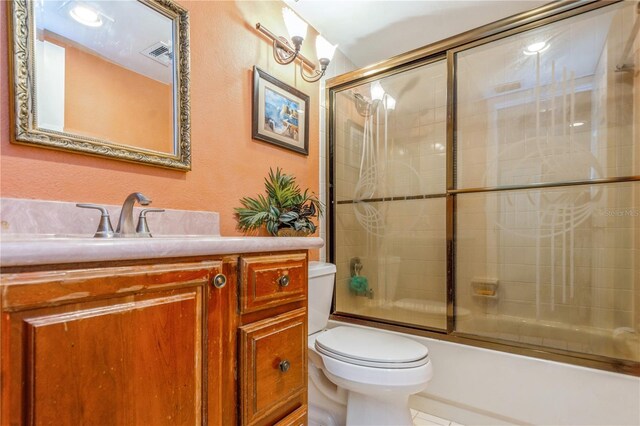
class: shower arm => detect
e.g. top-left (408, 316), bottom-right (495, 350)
top-left (616, 1), bottom-right (639, 72)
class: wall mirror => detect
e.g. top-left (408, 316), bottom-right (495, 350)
top-left (9, 0), bottom-right (191, 170)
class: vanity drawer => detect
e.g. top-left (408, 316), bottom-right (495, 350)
top-left (240, 253), bottom-right (307, 314)
top-left (274, 406), bottom-right (307, 426)
top-left (239, 308), bottom-right (307, 426)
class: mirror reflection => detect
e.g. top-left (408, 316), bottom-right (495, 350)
top-left (34, 0), bottom-right (175, 154)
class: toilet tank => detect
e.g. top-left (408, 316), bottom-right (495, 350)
top-left (308, 261), bottom-right (336, 334)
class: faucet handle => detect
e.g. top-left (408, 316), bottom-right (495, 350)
top-left (136, 209), bottom-right (165, 237)
top-left (76, 204), bottom-right (114, 238)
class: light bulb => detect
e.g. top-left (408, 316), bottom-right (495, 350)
top-left (523, 41), bottom-right (549, 55)
top-left (316, 35), bottom-right (337, 61)
top-left (282, 7), bottom-right (308, 40)
top-left (371, 81), bottom-right (385, 101)
top-left (385, 95), bottom-right (396, 110)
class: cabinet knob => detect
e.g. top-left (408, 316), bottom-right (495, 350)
top-left (212, 274), bottom-right (227, 289)
top-left (279, 359), bottom-right (290, 373)
top-left (278, 274), bottom-right (290, 287)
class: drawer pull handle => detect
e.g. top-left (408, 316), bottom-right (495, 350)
top-left (278, 275), bottom-right (290, 287)
top-left (212, 274), bottom-right (227, 289)
top-left (279, 359), bottom-right (291, 372)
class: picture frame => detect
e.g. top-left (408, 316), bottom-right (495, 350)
top-left (252, 66), bottom-right (309, 155)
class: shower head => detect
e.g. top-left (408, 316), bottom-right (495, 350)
top-left (354, 93), bottom-right (374, 117)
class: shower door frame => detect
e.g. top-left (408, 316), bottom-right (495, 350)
top-left (326, 0), bottom-right (640, 376)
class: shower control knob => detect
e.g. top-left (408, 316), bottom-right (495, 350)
top-left (279, 359), bottom-right (290, 373)
top-left (278, 275), bottom-right (290, 287)
top-left (212, 274), bottom-right (227, 289)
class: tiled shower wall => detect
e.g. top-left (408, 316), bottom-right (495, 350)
top-left (456, 184), bottom-right (638, 330)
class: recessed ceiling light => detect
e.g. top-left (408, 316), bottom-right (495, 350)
top-left (70, 4), bottom-right (103, 27)
top-left (570, 121), bottom-right (585, 127)
top-left (523, 41), bottom-right (549, 55)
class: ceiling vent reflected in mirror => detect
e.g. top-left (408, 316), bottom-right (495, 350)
top-left (141, 42), bottom-right (173, 67)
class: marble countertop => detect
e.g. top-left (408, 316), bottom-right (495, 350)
top-left (0, 235), bottom-right (325, 267)
top-left (0, 198), bottom-right (324, 268)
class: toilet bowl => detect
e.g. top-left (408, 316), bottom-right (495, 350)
top-left (308, 261), bottom-right (433, 426)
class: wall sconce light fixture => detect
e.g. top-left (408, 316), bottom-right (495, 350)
top-left (256, 7), bottom-right (337, 83)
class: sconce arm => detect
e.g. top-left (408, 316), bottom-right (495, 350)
top-left (273, 37), bottom-right (302, 65)
top-left (300, 58), bottom-right (330, 83)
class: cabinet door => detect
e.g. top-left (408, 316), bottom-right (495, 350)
top-left (239, 308), bottom-right (307, 426)
top-left (1, 260), bottom-right (234, 426)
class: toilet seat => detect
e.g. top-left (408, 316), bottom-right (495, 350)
top-left (314, 326), bottom-right (429, 369)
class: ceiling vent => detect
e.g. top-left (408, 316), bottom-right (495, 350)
top-left (140, 42), bottom-right (172, 67)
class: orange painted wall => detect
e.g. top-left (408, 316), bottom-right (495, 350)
top-left (58, 38), bottom-right (173, 153)
top-left (1, 1), bottom-right (322, 246)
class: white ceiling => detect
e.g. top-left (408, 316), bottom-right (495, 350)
top-left (284, 0), bottom-right (550, 68)
top-left (37, 1), bottom-right (174, 84)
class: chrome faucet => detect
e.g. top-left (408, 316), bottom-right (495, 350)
top-left (115, 192), bottom-right (151, 237)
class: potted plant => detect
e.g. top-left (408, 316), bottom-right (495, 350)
top-left (235, 168), bottom-right (324, 236)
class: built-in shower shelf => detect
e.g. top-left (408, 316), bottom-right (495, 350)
top-left (471, 279), bottom-right (499, 298)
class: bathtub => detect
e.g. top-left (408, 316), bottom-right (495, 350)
top-left (327, 319), bottom-right (640, 425)
top-left (456, 313), bottom-right (640, 363)
top-left (351, 300), bottom-right (638, 362)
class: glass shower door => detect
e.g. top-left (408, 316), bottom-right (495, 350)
top-left (453, 1), bottom-right (639, 362)
top-left (332, 59), bottom-right (448, 330)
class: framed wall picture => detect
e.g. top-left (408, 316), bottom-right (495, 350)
top-left (252, 66), bottom-right (309, 155)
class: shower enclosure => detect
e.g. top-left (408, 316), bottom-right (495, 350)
top-left (328, 1), bottom-right (639, 374)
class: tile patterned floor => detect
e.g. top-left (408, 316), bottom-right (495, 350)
top-left (411, 409), bottom-right (463, 426)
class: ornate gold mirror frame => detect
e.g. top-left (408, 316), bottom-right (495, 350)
top-left (8, 0), bottom-right (191, 170)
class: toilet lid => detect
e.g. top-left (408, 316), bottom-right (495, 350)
top-left (314, 326), bottom-right (429, 369)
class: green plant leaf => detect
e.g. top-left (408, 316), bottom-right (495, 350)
top-left (264, 167), bottom-right (301, 209)
top-left (235, 167), bottom-right (323, 235)
top-left (266, 220), bottom-right (279, 236)
top-left (279, 211), bottom-right (299, 223)
top-left (269, 205), bottom-right (280, 220)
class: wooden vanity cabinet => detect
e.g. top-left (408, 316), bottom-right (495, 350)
top-left (0, 258), bottom-right (238, 426)
top-left (238, 253), bottom-right (308, 426)
top-left (0, 250), bottom-right (309, 426)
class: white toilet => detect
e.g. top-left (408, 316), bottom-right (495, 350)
top-left (307, 261), bottom-right (433, 426)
